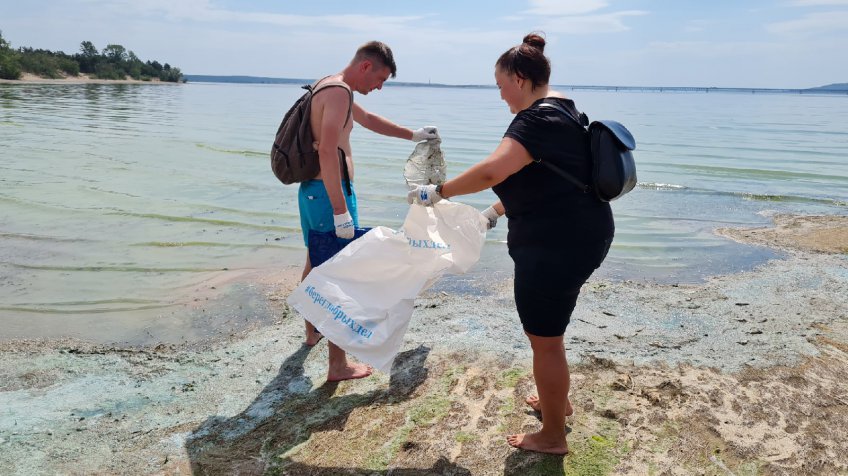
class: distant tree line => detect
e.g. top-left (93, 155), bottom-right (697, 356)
top-left (0, 31), bottom-right (183, 82)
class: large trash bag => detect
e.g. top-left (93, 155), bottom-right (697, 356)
top-left (287, 201), bottom-right (487, 372)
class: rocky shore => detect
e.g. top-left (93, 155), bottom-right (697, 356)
top-left (1, 214), bottom-right (846, 475)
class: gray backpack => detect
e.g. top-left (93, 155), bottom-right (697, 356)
top-left (270, 79), bottom-right (353, 184)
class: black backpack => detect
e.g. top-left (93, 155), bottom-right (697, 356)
top-left (270, 79), bottom-right (353, 184)
top-left (538, 100), bottom-right (637, 202)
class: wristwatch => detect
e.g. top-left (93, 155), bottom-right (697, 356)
top-left (435, 183), bottom-right (444, 197)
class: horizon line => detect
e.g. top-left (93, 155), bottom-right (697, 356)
top-left (182, 75), bottom-right (846, 92)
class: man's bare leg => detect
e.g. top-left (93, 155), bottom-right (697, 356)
top-left (301, 252), bottom-right (323, 346)
top-left (299, 252), bottom-right (368, 381)
top-left (507, 333), bottom-right (569, 455)
top-left (327, 342), bottom-right (373, 382)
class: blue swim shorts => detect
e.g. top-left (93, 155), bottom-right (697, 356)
top-left (298, 179), bottom-right (359, 246)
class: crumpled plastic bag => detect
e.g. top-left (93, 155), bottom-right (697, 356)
top-left (404, 139), bottom-right (446, 188)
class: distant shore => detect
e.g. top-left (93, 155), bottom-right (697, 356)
top-left (0, 72), bottom-right (180, 85)
top-left (5, 73), bottom-right (845, 94)
top-left (183, 75), bottom-right (848, 94)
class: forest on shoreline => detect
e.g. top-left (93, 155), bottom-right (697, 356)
top-left (0, 31), bottom-right (183, 82)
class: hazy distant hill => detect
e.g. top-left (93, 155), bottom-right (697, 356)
top-left (808, 83), bottom-right (848, 91)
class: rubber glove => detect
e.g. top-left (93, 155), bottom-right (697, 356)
top-left (481, 206), bottom-right (500, 230)
top-left (333, 211), bottom-right (355, 239)
top-left (407, 184), bottom-right (442, 206)
top-left (411, 126), bottom-right (440, 142)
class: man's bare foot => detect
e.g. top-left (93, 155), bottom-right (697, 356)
top-left (507, 431), bottom-right (569, 455)
top-left (524, 395), bottom-right (574, 416)
top-left (305, 330), bottom-right (323, 347)
top-left (327, 362), bottom-right (373, 382)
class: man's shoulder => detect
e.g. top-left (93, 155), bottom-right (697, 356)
top-left (314, 75), bottom-right (351, 94)
top-left (311, 85), bottom-right (352, 110)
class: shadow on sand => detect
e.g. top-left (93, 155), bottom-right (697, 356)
top-left (186, 343), bottom-right (471, 475)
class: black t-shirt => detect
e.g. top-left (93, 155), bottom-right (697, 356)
top-left (492, 97), bottom-right (614, 247)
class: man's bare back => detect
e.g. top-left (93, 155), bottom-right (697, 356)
top-left (309, 74), bottom-right (355, 181)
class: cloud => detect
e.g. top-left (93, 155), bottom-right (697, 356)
top-left (536, 10), bottom-right (648, 34)
top-left (516, 0), bottom-right (646, 34)
top-left (787, 0), bottom-right (848, 6)
top-left (766, 10), bottom-right (848, 33)
top-left (522, 0), bottom-right (608, 16)
top-left (78, 0), bottom-right (424, 33)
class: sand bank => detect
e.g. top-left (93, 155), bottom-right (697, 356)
top-left (0, 214), bottom-right (846, 474)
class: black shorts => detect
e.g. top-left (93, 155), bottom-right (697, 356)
top-left (509, 238), bottom-right (612, 337)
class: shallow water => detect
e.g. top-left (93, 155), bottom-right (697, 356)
top-left (1, 82), bottom-right (846, 342)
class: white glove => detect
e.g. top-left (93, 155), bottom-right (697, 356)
top-left (481, 206), bottom-right (500, 230)
top-left (411, 126), bottom-right (439, 142)
top-left (406, 184), bottom-right (442, 206)
top-left (333, 211), bottom-right (355, 239)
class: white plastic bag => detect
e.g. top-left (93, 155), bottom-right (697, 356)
top-left (286, 201), bottom-right (487, 372)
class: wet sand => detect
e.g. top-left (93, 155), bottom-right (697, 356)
top-left (1, 214), bottom-right (846, 475)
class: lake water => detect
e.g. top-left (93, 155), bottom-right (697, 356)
top-left (1, 82), bottom-right (846, 343)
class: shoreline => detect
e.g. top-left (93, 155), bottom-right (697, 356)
top-left (1, 214), bottom-right (846, 474)
top-left (0, 72), bottom-right (180, 85)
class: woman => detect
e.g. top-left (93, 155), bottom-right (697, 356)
top-left (408, 33), bottom-right (614, 455)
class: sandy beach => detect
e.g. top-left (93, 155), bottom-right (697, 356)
top-left (0, 73), bottom-right (178, 85)
top-left (1, 214), bottom-right (846, 475)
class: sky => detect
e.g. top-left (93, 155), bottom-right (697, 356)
top-left (1, 0), bottom-right (847, 89)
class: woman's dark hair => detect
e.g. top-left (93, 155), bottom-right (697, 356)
top-left (354, 41), bottom-right (397, 78)
top-left (496, 33), bottom-right (550, 90)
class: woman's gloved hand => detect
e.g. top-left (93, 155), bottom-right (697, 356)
top-left (407, 184), bottom-right (443, 206)
top-left (481, 206), bottom-right (500, 230)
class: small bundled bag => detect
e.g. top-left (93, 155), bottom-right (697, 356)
top-left (538, 100), bottom-right (637, 202)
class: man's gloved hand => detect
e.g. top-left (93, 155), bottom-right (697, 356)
top-left (407, 184), bottom-right (443, 206)
top-left (333, 211), bottom-right (355, 239)
top-left (481, 206), bottom-right (500, 230)
top-left (411, 126), bottom-right (439, 142)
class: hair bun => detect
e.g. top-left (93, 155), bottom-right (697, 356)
top-left (522, 33), bottom-right (546, 52)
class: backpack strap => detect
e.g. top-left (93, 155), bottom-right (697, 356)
top-left (535, 100), bottom-right (592, 194)
top-left (309, 79), bottom-right (354, 128)
top-left (538, 99), bottom-right (589, 128)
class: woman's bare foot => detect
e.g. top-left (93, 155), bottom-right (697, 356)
top-left (506, 431), bottom-right (569, 455)
top-left (524, 395), bottom-right (574, 416)
top-left (327, 362), bottom-right (373, 382)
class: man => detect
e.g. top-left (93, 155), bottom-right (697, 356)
top-left (299, 41), bottom-right (438, 381)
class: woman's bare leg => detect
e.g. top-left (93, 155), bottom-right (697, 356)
top-left (507, 332), bottom-right (569, 455)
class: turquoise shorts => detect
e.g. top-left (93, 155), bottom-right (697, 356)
top-left (298, 179), bottom-right (359, 246)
